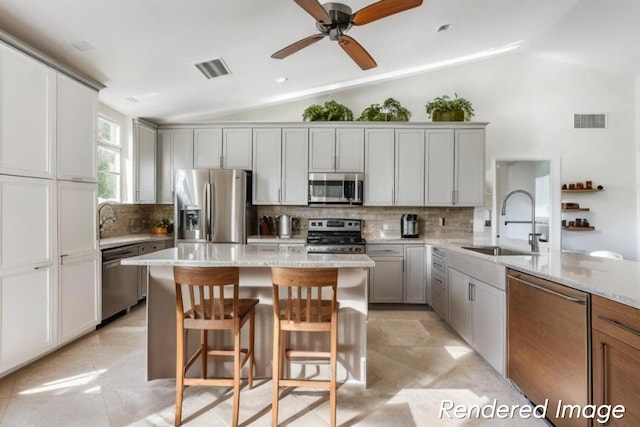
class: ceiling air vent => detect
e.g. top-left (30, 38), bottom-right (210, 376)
top-left (574, 113), bottom-right (606, 129)
top-left (195, 58), bottom-right (231, 79)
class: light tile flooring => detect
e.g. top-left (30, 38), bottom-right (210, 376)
top-left (0, 303), bottom-right (547, 426)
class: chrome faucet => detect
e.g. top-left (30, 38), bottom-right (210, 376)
top-left (501, 189), bottom-right (539, 253)
top-left (98, 202), bottom-right (117, 237)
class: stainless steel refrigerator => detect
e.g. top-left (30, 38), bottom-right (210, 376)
top-left (174, 169), bottom-right (256, 243)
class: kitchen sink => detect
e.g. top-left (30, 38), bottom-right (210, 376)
top-left (461, 246), bottom-right (536, 256)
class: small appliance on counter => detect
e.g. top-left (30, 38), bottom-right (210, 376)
top-left (278, 214), bottom-right (292, 238)
top-left (401, 214), bottom-right (419, 238)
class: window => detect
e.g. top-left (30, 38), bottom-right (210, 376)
top-left (97, 117), bottom-right (121, 202)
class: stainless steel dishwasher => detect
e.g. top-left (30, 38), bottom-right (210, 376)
top-left (101, 245), bottom-right (140, 321)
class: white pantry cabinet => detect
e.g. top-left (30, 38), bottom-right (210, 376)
top-left (157, 129), bottom-right (194, 203)
top-left (364, 128), bottom-right (395, 206)
top-left (0, 44), bottom-right (56, 179)
top-left (253, 128), bottom-right (308, 205)
top-left (0, 175), bottom-right (56, 374)
top-left (133, 120), bottom-right (157, 204)
top-left (57, 181), bottom-right (99, 344)
top-left (309, 128), bottom-right (364, 173)
top-left (425, 128), bottom-right (484, 207)
top-left (56, 74), bottom-right (97, 182)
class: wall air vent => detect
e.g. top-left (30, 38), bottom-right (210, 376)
top-left (574, 113), bottom-right (606, 129)
top-left (195, 58), bottom-right (231, 79)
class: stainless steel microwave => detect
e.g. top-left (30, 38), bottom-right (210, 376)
top-left (308, 173), bottom-right (363, 205)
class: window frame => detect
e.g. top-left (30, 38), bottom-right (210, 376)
top-left (97, 115), bottom-right (122, 202)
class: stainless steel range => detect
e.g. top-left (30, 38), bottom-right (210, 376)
top-left (306, 218), bottom-right (366, 254)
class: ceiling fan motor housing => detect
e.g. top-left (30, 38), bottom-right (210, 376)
top-left (316, 2), bottom-right (353, 39)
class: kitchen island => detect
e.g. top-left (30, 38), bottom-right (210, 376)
top-left (122, 243), bottom-right (375, 384)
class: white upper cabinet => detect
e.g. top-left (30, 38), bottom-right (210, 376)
top-left (425, 129), bottom-right (455, 206)
top-left (157, 129), bottom-right (193, 203)
top-left (194, 128), bottom-right (223, 168)
top-left (0, 45), bottom-right (56, 178)
top-left (56, 74), bottom-right (97, 182)
top-left (0, 175), bottom-right (54, 271)
top-left (309, 128), bottom-right (364, 173)
top-left (395, 129), bottom-right (425, 206)
top-left (134, 120), bottom-right (156, 204)
top-left (281, 128), bottom-right (308, 205)
top-left (364, 128), bottom-right (395, 206)
top-left (252, 128), bottom-right (282, 205)
top-left (425, 128), bottom-right (485, 207)
top-left (222, 128), bottom-right (252, 170)
top-left (455, 129), bottom-right (485, 206)
top-left (335, 128), bottom-right (364, 172)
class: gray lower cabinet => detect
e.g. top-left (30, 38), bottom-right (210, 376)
top-left (137, 240), bottom-right (171, 300)
top-left (368, 244), bottom-right (426, 304)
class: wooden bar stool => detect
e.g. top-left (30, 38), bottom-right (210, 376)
top-left (173, 266), bottom-right (259, 427)
top-left (270, 267), bottom-right (339, 427)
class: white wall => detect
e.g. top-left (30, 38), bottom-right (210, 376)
top-left (218, 52), bottom-right (638, 260)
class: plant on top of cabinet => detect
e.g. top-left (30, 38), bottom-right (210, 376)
top-left (425, 94), bottom-right (474, 121)
top-left (357, 97), bottom-right (411, 121)
top-left (302, 100), bottom-right (354, 121)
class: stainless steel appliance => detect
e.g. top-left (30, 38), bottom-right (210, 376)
top-left (101, 245), bottom-right (140, 321)
top-left (306, 218), bottom-right (366, 254)
top-left (401, 214), bottom-right (419, 238)
top-left (278, 214), bottom-right (292, 238)
top-left (175, 169), bottom-right (256, 243)
top-left (308, 173), bottom-right (363, 205)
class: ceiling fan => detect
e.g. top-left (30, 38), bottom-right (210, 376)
top-left (271, 0), bottom-right (424, 70)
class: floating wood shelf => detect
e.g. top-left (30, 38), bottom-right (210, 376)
top-left (561, 189), bottom-right (602, 193)
top-left (562, 208), bottom-right (590, 212)
top-left (562, 226), bottom-right (595, 231)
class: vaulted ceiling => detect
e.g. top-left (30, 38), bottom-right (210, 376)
top-left (0, 0), bottom-right (638, 123)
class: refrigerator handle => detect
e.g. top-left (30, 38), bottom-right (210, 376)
top-left (205, 182), bottom-right (212, 241)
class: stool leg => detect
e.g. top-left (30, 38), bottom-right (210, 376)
top-left (175, 327), bottom-right (185, 426)
top-left (272, 327), bottom-right (281, 427)
top-left (248, 309), bottom-right (255, 389)
top-left (329, 315), bottom-right (338, 427)
top-left (201, 330), bottom-right (208, 379)
top-left (232, 325), bottom-right (241, 427)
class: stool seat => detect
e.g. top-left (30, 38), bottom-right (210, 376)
top-left (184, 298), bottom-right (258, 328)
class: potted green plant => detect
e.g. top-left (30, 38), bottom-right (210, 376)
top-left (154, 218), bottom-right (170, 234)
top-left (357, 97), bottom-right (411, 121)
top-left (302, 100), bottom-right (353, 121)
top-left (425, 94), bottom-right (474, 121)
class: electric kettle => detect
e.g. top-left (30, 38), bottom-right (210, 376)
top-left (278, 214), bottom-right (292, 238)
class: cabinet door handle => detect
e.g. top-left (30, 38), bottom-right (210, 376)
top-left (335, 155), bottom-right (339, 170)
top-left (508, 274), bottom-right (587, 304)
top-left (278, 189), bottom-right (281, 203)
top-left (219, 155), bottom-right (224, 168)
top-left (433, 261), bottom-right (443, 269)
top-left (599, 316), bottom-right (640, 337)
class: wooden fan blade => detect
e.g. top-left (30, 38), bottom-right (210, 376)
top-left (352, 0), bottom-right (423, 26)
top-left (294, 0), bottom-right (331, 24)
top-left (338, 36), bottom-right (377, 70)
top-left (271, 34), bottom-right (326, 59)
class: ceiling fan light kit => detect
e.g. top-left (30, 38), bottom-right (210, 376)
top-left (272, 0), bottom-right (423, 70)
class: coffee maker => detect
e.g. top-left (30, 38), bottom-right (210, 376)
top-left (401, 214), bottom-right (419, 238)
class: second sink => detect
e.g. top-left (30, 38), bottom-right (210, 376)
top-left (462, 246), bottom-right (536, 256)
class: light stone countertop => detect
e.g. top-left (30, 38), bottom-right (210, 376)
top-left (247, 235), bottom-right (306, 244)
top-left (100, 234), bottom-right (174, 250)
top-left (433, 241), bottom-right (640, 309)
top-left (122, 243), bottom-right (375, 268)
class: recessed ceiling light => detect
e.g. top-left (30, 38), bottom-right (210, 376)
top-left (70, 40), bottom-right (95, 52)
top-left (276, 77), bottom-right (288, 84)
top-left (125, 97), bottom-right (139, 103)
top-left (437, 24), bottom-right (451, 33)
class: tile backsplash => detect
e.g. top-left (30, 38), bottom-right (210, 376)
top-left (256, 206), bottom-right (474, 240)
top-left (98, 204), bottom-right (174, 238)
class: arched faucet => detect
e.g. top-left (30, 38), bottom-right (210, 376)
top-left (98, 202), bottom-right (117, 238)
top-left (501, 189), bottom-right (539, 253)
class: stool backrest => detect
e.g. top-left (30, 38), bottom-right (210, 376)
top-left (173, 266), bottom-right (240, 329)
top-left (271, 267), bottom-right (338, 324)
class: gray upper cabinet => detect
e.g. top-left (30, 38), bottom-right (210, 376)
top-left (395, 129), bottom-right (425, 206)
top-left (281, 128), bottom-right (308, 205)
top-left (133, 120), bottom-right (157, 204)
top-left (425, 129), bottom-right (455, 206)
top-left (309, 127), bottom-right (364, 173)
top-left (364, 128), bottom-right (395, 206)
top-left (157, 129), bottom-right (193, 204)
top-left (193, 128), bottom-right (223, 169)
top-left (222, 128), bottom-right (252, 170)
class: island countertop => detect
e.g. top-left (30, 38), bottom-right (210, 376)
top-left (122, 243), bottom-right (375, 268)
